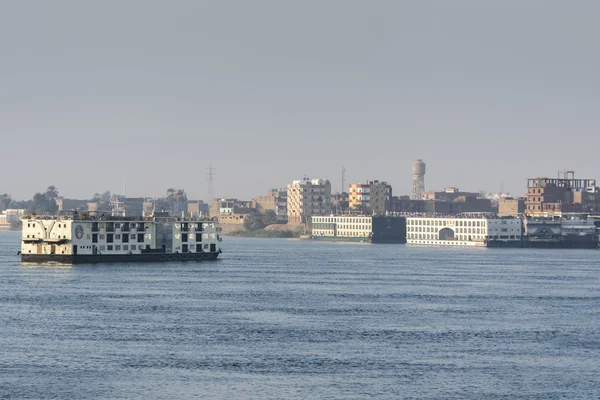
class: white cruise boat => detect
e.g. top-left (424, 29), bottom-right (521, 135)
top-left (19, 213), bottom-right (222, 263)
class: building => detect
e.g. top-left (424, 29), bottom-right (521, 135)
top-left (287, 178), bottom-right (331, 224)
top-left (423, 187), bottom-right (480, 202)
top-left (252, 189), bottom-right (288, 222)
top-left (406, 216), bottom-right (522, 247)
top-left (389, 196), bottom-right (495, 215)
top-left (348, 180), bottom-right (392, 215)
top-left (498, 197), bottom-right (526, 217)
top-left (109, 197), bottom-right (145, 217)
top-left (390, 196), bottom-right (426, 214)
top-left (87, 201), bottom-right (111, 217)
top-left (0, 209), bottom-right (25, 229)
top-left (526, 172), bottom-right (598, 216)
top-left (209, 198), bottom-right (255, 226)
top-left (56, 199), bottom-right (89, 212)
top-left (210, 198), bottom-right (254, 217)
top-left (187, 200), bottom-right (209, 218)
top-left (143, 201), bottom-right (155, 216)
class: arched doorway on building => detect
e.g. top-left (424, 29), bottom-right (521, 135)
top-left (438, 227), bottom-right (455, 241)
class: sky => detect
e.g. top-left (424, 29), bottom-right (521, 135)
top-left (2, 0), bottom-right (599, 201)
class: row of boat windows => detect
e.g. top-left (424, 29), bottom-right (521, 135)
top-left (337, 225), bottom-right (371, 230)
top-left (408, 234), bottom-right (520, 240)
top-left (92, 233), bottom-right (149, 243)
top-left (313, 231), bottom-right (369, 237)
top-left (409, 241), bottom-right (476, 246)
top-left (408, 219), bottom-right (486, 227)
top-left (86, 244), bottom-right (213, 251)
top-left (313, 231), bottom-right (371, 237)
top-left (90, 233), bottom-right (215, 243)
top-left (313, 218), bottom-right (372, 223)
top-left (26, 234), bottom-right (69, 239)
top-left (408, 227), bottom-right (487, 234)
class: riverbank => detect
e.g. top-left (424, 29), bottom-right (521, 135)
top-left (227, 230), bottom-right (299, 238)
top-left (222, 223), bottom-right (306, 238)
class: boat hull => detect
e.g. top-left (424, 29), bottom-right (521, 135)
top-left (523, 241), bottom-right (598, 249)
top-left (21, 251), bottom-right (221, 264)
top-left (311, 236), bottom-right (371, 243)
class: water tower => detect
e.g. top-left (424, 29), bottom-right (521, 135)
top-left (412, 159), bottom-right (426, 200)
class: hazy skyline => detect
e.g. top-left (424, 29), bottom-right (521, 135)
top-left (2, 1), bottom-right (599, 201)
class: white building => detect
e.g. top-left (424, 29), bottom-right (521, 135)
top-left (0, 209), bottom-right (25, 228)
top-left (287, 178), bottom-right (331, 224)
top-left (406, 216), bottom-right (522, 247)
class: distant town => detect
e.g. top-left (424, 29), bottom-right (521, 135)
top-left (1, 161), bottom-right (599, 240)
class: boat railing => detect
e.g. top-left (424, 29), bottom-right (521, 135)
top-left (21, 213), bottom-right (219, 223)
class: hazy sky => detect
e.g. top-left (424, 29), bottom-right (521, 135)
top-left (2, 1), bottom-right (599, 201)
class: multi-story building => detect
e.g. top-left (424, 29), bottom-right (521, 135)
top-left (209, 198), bottom-right (255, 223)
top-left (348, 180), bottom-right (392, 215)
top-left (110, 197), bottom-right (145, 217)
top-left (187, 200), bottom-right (209, 218)
top-left (0, 209), bottom-right (25, 229)
top-left (252, 189), bottom-right (288, 222)
top-left (287, 178), bottom-right (331, 224)
top-left (389, 196), bottom-right (495, 215)
top-left (406, 216), bottom-right (522, 247)
top-left (423, 187), bottom-right (480, 201)
top-left (498, 197), bottom-right (526, 217)
top-left (526, 172), bottom-right (598, 216)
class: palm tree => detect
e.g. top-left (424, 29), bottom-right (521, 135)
top-left (45, 185), bottom-right (59, 200)
top-left (0, 194), bottom-right (11, 210)
top-left (175, 189), bottom-right (187, 204)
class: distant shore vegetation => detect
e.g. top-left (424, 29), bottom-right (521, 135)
top-left (228, 229), bottom-right (297, 238)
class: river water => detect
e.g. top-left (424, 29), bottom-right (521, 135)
top-left (1, 231), bottom-right (599, 399)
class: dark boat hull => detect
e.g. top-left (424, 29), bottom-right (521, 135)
top-left (523, 241), bottom-right (598, 249)
top-left (21, 251), bottom-right (221, 264)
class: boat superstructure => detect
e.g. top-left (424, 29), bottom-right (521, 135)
top-left (20, 213), bottom-right (222, 263)
top-left (311, 215), bottom-right (407, 243)
top-left (406, 216), bottom-right (522, 247)
top-left (523, 217), bottom-right (599, 248)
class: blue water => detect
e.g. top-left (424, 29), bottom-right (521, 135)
top-left (1, 231), bottom-right (599, 399)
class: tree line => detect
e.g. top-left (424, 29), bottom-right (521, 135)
top-left (0, 186), bottom-right (191, 214)
top-left (0, 186), bottom-right (60, 214)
